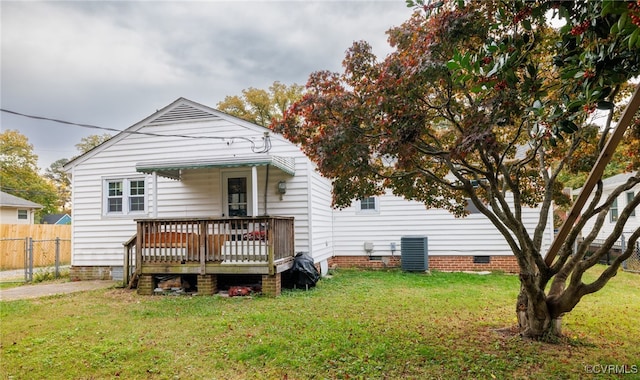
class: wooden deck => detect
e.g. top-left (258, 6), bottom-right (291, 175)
top-left (124, 217), bottom-right (295, 287)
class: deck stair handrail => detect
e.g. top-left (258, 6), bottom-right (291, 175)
top-left (123, 234), bottom-right (137, 286)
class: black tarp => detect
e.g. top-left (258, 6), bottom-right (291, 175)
top-left (283, 252), bottom-right (320, 289)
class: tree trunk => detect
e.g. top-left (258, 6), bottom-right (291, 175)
top-left (552, 317), bottom-right (562, 336)
top-left (516, 286), bottom-right (559, 339)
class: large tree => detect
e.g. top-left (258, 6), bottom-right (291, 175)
top-left (274, 0), bottom-right (640, 339)
top-left (44, 158), bottom-right (71, 212)
top-left (217, 81), bottom-right (304, 127)
top-left (75, 133), bottom-right (112, 154)
top-left (0, 129), bottom-right (58, 217)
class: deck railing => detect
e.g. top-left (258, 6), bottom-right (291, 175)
top-left (124, 217), bottom-right (294, 280)
top-left (123, 234), bottom-right (137, 286)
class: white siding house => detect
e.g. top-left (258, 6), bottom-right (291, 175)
top-left (64, 98), bottom-right (555, 287)
top-left (64, 98), bottom-right (328, 285)
top-left (574, 172), bottom-right (639, 243)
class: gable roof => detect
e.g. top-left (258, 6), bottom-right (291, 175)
top-left (64, 97), bottom-right (280, 171)
top-left (0, 191), bottom-right (43, 209)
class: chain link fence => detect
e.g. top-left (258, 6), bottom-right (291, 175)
top-left (622, 241), bottom-right (640, 273)
top-left (0, 237), bottom-right (71, 282)
top-left (581, 234), bottom-right (640, 273)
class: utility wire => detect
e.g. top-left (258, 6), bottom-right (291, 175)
top-left (1, 108), bottom-right (272, 153)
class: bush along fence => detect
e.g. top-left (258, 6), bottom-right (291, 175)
top-left (1, 224), bottom-right (71, 282)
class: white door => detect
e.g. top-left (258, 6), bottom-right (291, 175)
top-left (222, 171), bottom-right (253, 217)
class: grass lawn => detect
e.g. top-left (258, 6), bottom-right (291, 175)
top-left (1, 267), bottom-right (639, 379)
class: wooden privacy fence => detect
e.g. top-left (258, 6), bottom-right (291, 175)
top-left (0, 224), bottom-right (71, 270)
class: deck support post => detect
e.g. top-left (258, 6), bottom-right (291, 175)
top-left (197, 274), bottom-right (218, 295)
top-left (199, 220), bottom-right (207, 275)
top-left (261, 273), bottom-right (281, 297)
top-left (137, 274), bottom-right (154, 295)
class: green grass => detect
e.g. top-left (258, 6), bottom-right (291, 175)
top-left (1, 268), bottom-right (639, 379)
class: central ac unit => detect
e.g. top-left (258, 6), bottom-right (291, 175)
top-left (401, 236), bottom-right (428, 272)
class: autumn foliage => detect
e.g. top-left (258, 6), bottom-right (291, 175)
top-left (273, 0), bottom-right (640, 339)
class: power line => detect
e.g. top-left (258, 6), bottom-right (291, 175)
top-left (0, 108), bottom-right (272, 153)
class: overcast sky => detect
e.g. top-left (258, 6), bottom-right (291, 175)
top-left (1, 0), bottom-right (413, 170)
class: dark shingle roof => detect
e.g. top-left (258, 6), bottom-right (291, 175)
top-left (0, 191), bottom-right (43, 209)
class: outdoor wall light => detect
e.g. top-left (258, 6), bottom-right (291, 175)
top-left (277, 181), bottom-right (287, 199)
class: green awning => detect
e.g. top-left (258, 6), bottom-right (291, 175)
top-left (136, 155), bottom-right (295, 180)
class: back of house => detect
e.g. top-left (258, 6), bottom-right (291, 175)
top-left (331, 191), bottom-right (553, 272)
top-left (64, 97), bottom-right (555, 291)
top-left (64, 98), bottom-right (333, 283)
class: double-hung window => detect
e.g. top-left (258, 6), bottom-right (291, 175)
top-left (627, 191), bottom-right (636, 217)
top-left (129, 180), bottom-right (146, 212)
top-left (104, 178), bottom-right (146, 216)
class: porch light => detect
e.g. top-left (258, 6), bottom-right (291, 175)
top-left (277, 181), bottom-right (287, 199)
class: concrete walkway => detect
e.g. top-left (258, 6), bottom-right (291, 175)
top-left (0, 280), bottom-right (118, 301)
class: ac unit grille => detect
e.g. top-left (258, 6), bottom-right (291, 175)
top-left (401, 236), bottom-right (428, 272)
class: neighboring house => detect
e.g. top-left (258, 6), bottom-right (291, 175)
top-left (63, 98), bottom-right (554, 294)
top-left (42, 213), bottom-right (72, 225)
top-left (575, 172), bottom-right (639, 244)
top-left (0, 191), bottom-right (42, 224)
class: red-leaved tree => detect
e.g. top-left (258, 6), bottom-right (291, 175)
top-left (273, 0), bottom-right (640, 339)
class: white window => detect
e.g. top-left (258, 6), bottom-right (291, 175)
top-left (104, 178), bottom-right (146, 216)
top-left (129, 180), bottom-right (146, 212)
top-left (610, 198), bottom-right (618, 222)
top-left (17, 210), bottom-right (28, 220)
top-left (358, 197), bottom-right (378, 212)
top-left (627, 192), bottom-right (635, 217)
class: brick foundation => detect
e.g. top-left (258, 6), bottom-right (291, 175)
top-left (70, 266), bottom-right (113, 281)
top-left (429, 255), bottom-right (519, 273)
top-left (329, 255), bottom-right (519, 273)
top-left (197, 274), bottom-right (218, 295)
top-left (328, 255), bottom-right (401, 269)
top-left (261, 273), bottom-right (281, 297)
